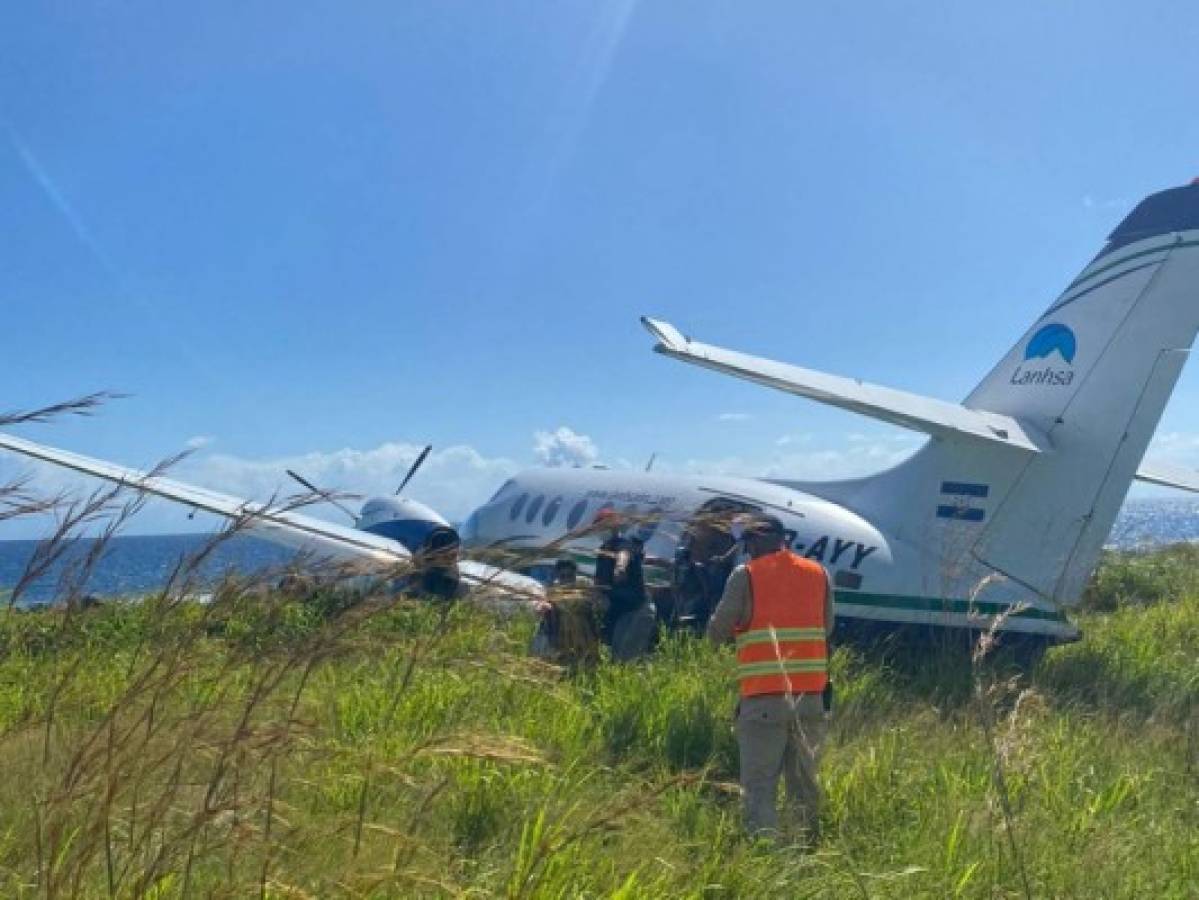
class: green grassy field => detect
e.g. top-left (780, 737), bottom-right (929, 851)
top-left (0, 547), bottom-right (1196, 898)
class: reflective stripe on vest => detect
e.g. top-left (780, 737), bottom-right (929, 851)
top-left (735, 550), bottom-right (828, 697)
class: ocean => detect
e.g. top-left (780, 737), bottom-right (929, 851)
top-left (0, 533), bottom-right (296, 606)
top-left (1, 497), bottom-right (1197, 606)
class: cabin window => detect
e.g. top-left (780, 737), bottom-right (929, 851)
top-left (565, 499), bottom-right (588, 530)
top-left (525, 494), bottom-right (545, 524)
top-left (509, 493), bottom-right (528, 521)
top-left (542, 495), bottom-right (563, 527)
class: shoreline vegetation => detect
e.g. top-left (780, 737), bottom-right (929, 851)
top-left (0, 544), bottom-right (1194, 897)
top-left (0, 400), bottom-right (1194, 897)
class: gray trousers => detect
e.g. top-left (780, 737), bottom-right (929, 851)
top-left (736, 692), bottom-right (828, 838)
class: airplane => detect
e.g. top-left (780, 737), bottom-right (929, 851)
top-left (5, 180), bottom-right (1199, 644)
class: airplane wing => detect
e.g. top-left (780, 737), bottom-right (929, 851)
top-left (0, 431), bottom-right (547, 600)
top-left (1134, 460), bottom-right (1199, 494)
top-left (458, 559), bottom-right (545, 600)
top-left (0, 431), bottom-right (546, 599)
top-left (641, 317), bottom-right (1050, 453)
top-left (0, 431), bottom-right (410, 565)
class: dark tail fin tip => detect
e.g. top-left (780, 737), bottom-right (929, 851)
top-left (1100, 182), bottom-right (1199, 258)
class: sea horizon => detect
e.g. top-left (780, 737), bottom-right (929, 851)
top-left (1, 495), bottom-right (1196, 606)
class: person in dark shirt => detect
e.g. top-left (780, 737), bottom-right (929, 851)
top-left (593, 510), bottom-right (655, 660)
top-left (552, 558), bottom-right (579, 586)
top-left (671, 542), bottom-right (706, 632)
top-left (407, 527), bottom-right (467, 600)
top-left (671, 515), bottom-right (742, 633)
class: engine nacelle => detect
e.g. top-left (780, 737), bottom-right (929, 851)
top-left (358, 496), bottom-right (460, 555)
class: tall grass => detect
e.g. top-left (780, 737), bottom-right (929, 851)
top-left (0, 399), bottom-right (1195, 897)
top-left (1082, 542), bottom-right (1199, 611)
top-left (1, 574), bottom-right (1195, 896)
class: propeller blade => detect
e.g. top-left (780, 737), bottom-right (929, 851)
top-left (286, 469), bottom-right (358, 521)
top-left (396, 445), bottom-right (432, 495)
top-left (645, 452), bottom-right (657, 472)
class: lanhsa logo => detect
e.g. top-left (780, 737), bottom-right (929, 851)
top-left (1010, 323), bottom-right (1076, 386)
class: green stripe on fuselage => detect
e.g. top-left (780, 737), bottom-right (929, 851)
top-left (834, 590), bottom-right (1068, 623)
top-left (560, 551), bottom-right (1067, 624)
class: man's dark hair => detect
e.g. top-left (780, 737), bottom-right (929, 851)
top-left (744, 514), bottom-right (787, 557)
top-left (745, 514), bottom-right (785, 537)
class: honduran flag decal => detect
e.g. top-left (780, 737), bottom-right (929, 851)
top-left (936, 481), bottom-right (988, 522)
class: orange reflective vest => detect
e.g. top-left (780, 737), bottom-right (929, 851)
top-left (735, 550), bottom-right (828, 697)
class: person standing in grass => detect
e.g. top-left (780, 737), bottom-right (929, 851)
top-left (707, 514), bottom-right (835, 841)
top-left (593, 509), bottom-right (656, 661)
top-left (530, 559), bottom-right (603, 667)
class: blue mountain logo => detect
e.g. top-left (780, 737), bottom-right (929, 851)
top-left (1024, 323), bottom-right (1077, 364)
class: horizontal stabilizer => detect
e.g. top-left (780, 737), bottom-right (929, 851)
top-left (640, 317), bottom-right (1049, 453)
top-left (1134, 460), bottom-right (1199, 494)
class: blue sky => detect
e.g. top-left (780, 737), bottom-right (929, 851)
top-left (3, 1), bottom-right (1199, 536)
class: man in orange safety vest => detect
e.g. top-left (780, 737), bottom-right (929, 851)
top-left (707, 513), bottom-right (835, 841)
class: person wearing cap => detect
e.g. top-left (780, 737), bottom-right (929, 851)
top-left (404, 528), bottom-right (469, 600)
top-left (707, 514), bottom-right (835, 841)
top-left (672, 512), bottom-right (743, 632)
top-left (592, 509), bottom-right (655, 661)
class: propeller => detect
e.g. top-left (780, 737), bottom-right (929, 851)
top-left (286, 468), bottom-right (359, 522)
top-left (645, 452), bottom-right (657, 473)
top-left (396, 444), bottom-right (432, 495)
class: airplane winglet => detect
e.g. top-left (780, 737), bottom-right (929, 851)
top-left (640, 316), bottom-right (689, 352)
top-left (640, 315), bottom-right (1050, 454)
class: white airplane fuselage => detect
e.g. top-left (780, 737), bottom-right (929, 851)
top-left (461, 467), bottom-right (881, 570)
top-left (458, 465), bottom-right (1075, 641)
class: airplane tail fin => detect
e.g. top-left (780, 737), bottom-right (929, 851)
top-left (646, 182), bottom-right (1199, 607)
top-left (813, 183), bottom-right (1199, 605)
top-left (952, 183), bottom-right (1199, 602)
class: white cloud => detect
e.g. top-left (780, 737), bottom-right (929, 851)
top-left (846, 431), bottom-right (919, 445)
top-left (185, 435), bottom-right (214, 450)
top-left (1135, 433), bottom-right (1199, 494)
top-left (716, 412), bottom-right (752, 422)
top-left (532, 426), bottom-right (599, 468)
top-left (775, 434), bottom-right (810, 447)
top-left (1150, 431), bottom-right (1199, 456)
top-left (1144, 434), bottom-right (1197, 468)
top-left (184, 442), bottom-right (519, 520)
top-left (1082, 194), bottom-right (1126, 211)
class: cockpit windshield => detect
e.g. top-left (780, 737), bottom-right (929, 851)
top-left (487, 479), bottom-right (516, 502)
